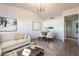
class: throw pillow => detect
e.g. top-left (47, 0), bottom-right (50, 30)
top-left (15, 33), bottom-right (27, 40)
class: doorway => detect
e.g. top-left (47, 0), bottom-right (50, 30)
top-left (64, 14), bottom-right (78, 43)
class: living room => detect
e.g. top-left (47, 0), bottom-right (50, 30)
top-left (0, 3), bottom-right (79, 56)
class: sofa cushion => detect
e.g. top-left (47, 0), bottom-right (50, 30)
top-left (1, 33), bottom-right (15, 42)
top-left (2, 40), bottom-right (17, 48)
top-left (16, 39), bottom-right (28, 44)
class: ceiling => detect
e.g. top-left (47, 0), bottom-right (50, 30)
top-left (4, 3), bottom-right (79, 19)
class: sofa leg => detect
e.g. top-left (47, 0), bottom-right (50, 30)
top-left (39, 37), bottom-right (42, 40)
top-left (39, 37), bottom-right (44, 41)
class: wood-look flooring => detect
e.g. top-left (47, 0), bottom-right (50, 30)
top-left (32, 38), bottom-right (79, 56)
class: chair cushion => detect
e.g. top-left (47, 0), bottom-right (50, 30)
top-left (46, 32), bottom-right (55, 38)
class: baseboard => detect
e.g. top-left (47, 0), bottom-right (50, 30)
top-left (55, 39), bottom-right (64, 42)
top-left (67, 36), bottom-right (78, 39)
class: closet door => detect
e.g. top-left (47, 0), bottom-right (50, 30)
top-left (64, 14), bottom-right (79, 56)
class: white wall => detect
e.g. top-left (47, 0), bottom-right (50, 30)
top-left (78, 13), bottom-right (79, 45)
top-left (42, 15), bottom-right (64, 41)
top-left (0, 4), bottom-right (42, 39)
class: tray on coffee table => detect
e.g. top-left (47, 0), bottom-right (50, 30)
top-left (17, 47), bottom-right (44, 56)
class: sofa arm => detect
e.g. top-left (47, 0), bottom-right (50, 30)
top-left (27, 36), bottom-right (31, 43)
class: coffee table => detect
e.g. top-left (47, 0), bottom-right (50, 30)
top-left (17, 47), bottom-right (44, 56)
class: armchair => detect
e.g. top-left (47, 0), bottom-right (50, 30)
top-left (46, 31), bottom-right (56, 41)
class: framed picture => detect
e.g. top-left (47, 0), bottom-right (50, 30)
top-left (32, 21), bottom-right (41, 31)
top-left (0, 16), bottom-right (17, 32)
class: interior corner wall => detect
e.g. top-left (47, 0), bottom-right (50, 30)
top-left (0, 4), bottom-right (42, 39)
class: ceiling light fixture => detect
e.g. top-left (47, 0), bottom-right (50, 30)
top-left (35, 3), bottom-right (46, 13)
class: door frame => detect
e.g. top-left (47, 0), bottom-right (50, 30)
top-left (64, 14), bottom-right (78, 41)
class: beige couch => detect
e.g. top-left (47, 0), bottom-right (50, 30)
top-left (0, 33), bottom-right (30, 53)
